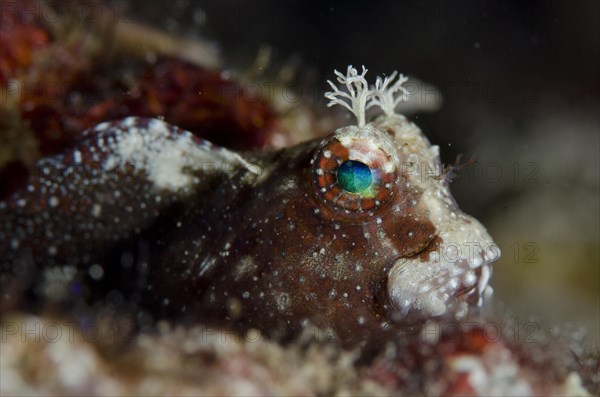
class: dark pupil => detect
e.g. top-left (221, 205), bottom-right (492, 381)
top-left (337, 160), bottom-right (373, 193)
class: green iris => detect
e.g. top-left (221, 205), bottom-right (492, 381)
top-left (337, 160), bottom-right (373, 194)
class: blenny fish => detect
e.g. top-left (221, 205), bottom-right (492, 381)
top-left (0, 66), bottom-right (500, 345)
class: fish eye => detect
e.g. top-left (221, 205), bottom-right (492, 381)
top-left (311, 135), bottom-right (398, 213)
top-left (337, 160), bottom-right (373, 194)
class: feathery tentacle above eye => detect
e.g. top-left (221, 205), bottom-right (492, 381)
top-left (325, 65), bottom-right (372, 127)
top-left (324, 65), bottom-right (411, 126)
top-left (369, 71), bottom-right (410, 116)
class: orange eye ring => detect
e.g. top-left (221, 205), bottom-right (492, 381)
top-left (311, 137), bottom-right (398, 213)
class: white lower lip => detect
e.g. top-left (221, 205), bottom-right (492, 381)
top-left (388, 256), bottom-right (497, 320)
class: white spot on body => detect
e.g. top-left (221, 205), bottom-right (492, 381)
top-left (276, 293), bottom-right (290, 311)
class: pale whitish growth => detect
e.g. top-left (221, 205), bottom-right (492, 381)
top-left (325, 66), bottom-right (410, 125)
top-left (369, 71), bottom-right (410, 116)
top-left (325, 65), bottom-right (372, 127)
top-left (103, 118), bottom-right (260, 192)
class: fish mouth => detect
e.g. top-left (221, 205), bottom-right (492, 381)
top-left (386, 239), bottom-right (500, 323)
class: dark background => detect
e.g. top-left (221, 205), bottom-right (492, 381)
top-left (127, 0), bottom-right (599, 344)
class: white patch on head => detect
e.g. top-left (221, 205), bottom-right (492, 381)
top-left (339, 134), bottom-right (379, 152)
top-left (377, 114), bottom-right (501, 321)
top-left (102, 117), bottom-right (261, 192)
top-left (331, 125), bottom-right (401, 175)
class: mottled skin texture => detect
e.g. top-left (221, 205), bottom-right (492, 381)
top-left (0, 113), bottom-right (498, 346)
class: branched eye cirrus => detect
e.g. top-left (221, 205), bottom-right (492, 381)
top-left (311, 136), bottom-right (398, 213)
